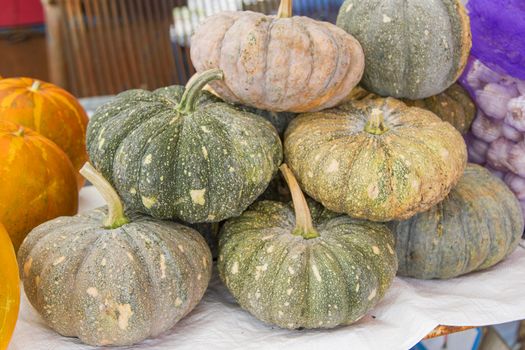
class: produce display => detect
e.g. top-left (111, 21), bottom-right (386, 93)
top-left (0, 77), bottom-right (89, 188)
top-left (0, 223), bottom-right (20, 350)
top-left (4, 0), bottom-right (525, 347)
top-left (87, 69), bottom-right (282, 223)
top-left (0, 120), bottom-right (78, 251)
top-left (336, 0), bottom-right (472, 99)
top-left (191, 0), bottom-right (365, 113)
top-left (284, 98), bottom-right (467, 222)
top-left (392, 164), bottom-right (524, 279)
top-left (18, 163), bottom-right (212, 346)
top-left (218, 165), bottom-right (397, 329)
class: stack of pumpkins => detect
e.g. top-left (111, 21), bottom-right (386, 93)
top-left (13, 0), bottom-right (525, 347)
top-left (0, 77), bottom-right (89, 347)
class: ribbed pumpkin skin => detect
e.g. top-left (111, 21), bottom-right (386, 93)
top-left (284, 98), bottom-right (467, 222)
top-left (0, 77), bottom-right (89, 188)
top-left (87, 86), bottom-right (282, 223)
top-left (336, 0), bottom-right (471, 99)
top-left (191, 11), bottom-right (365, 113)
top-left (403, 84), bottom-right (476, 134)
top-left (18, 208), bottom-right (212, 346)
top-left (0, 120), bottom-right (78, 251)
top-left (392, 164), bottom-right (524, 279)
top-left (218, 200), bottom-right (397, 329)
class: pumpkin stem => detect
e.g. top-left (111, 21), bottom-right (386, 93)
top-left (280, 164), bottom-right (319, 240)
top-left (365, 108), bottom-right (389, 135)
top-left (79, 162), bottom-right (130, 229)
top-left (277, 0), bottom-right (293, 18)
top-left (29, 80), bottom-right (42, 92)
top-left (13, 126), bottom-right (25, 137)
top-left (176, 69), bottom-right (224, 114)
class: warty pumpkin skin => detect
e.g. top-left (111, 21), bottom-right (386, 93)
top-left (0, 120), bottom-right (78, 251)
top-left (87, 69), bottom-right (283, 223)
top-left (347, 84), bottom-right (477, 134)
top-left (284, 97), bottom-right (467, 222)
top-left (218, 165), bottom-right (397, 329)
top-left (392, 164), bottom-right (524, 279)
top-left (336, 0), bottom-right (471, 99)
top-left (0, 77), bottom-right (89, 188)
top-left (191, 0), bottom-right (365, 113)
top-left (0, 223), bottom-right (20, 350)
top-left (18, 164), bottom-right (212, 347)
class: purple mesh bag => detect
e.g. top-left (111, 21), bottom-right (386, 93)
top-left (467, 0), bottom-right (525, 80)
top-left (460, 0), bottom-right (525, 223)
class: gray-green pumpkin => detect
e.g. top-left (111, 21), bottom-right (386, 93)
top-left (17, 164), bottom-right (212, 346)
top-left (218, 164), bottom-right (397, 329)
top-left (392, 164), bottom-right (524, 279)
top-left (87, 69), bottom-right (283, 223)
top-left (336, 0), bottom-right (472, 99)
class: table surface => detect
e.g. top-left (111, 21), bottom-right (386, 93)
top-left (9, 187), bottom-right (525, 350)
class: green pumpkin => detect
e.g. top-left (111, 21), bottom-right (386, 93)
top-left (218, 165), bottom-right (397, 329)
top-left (284, 97), bottom-right (467, 222)
top-left (336, 0), bottom-right (472, 99)
top-left (403, 84), bottom-right (476, 134)
top-left (237, 106), bottom-right (296, 138)
top-left (18, 164), bottom-right (212, 346)
top-left (87, 69), bottom-right (283, 223)
top-left (392, 164), bottom-right (524, 279)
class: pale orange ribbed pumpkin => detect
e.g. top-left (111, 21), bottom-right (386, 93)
top-left (0, 223), bottom-right (19, 350)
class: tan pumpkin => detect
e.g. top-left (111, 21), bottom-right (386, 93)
top-left (190, 0), bottom-right (365, 113)
top-left (284, 97), bottom-right (467, 222)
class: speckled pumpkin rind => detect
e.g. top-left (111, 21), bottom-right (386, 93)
top-left (18, 207), bottom-right (212, 347)
top-left (403, 84), bottom-right (476, 134)
top-left (347, 84), bottom-right (477, 134)
top-left (87, 86), bottom-right (283, 223)
top-left (191, 11), bottom-right (365, 113)
top-left (218, 200), bottom-right (397, 329)
top-left (392, 164), bottom-right (524, 279)
top-left (336, 0), bottom-right (471, 99)
top-left (284, 98), bottom-right (467, 222)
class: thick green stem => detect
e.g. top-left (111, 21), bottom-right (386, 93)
top-left (176, 69), bottom-right (224, 114)
top-left (30, 80), bottom-right (42, 92)
top-left (365, 108), bottom-right (389, 135)
top-left (79, 162), bottom-right (129, 229)
top-left (277, 0), bottom-right (293, 18)
top-left (280, 164), bottom-right (319, 240)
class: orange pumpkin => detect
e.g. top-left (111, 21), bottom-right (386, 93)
top-left (0, 120), bottom-right (78, 251)
top-left (0, 223), bottom-right (19, 350)
top-left (0, 77), bottom-right (89, 188)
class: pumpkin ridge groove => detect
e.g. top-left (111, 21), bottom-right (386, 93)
top-left (132, 117), bottom-right (172, 211)
top-left (261, 17), bottom-right (275, 103)
top-left (267, 238), bottom-right (294, 325)
top-left (219, 17), bottom-right (243, 103)
top-left (120, 225), bottom-right (159, 334)
top-left (278, 18), bottom-right (295, 107)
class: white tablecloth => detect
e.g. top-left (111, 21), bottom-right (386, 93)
top-left (9, 187), bottom-right (525, 350)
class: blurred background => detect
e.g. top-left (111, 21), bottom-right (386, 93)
top-left (0, 0), bottom-right (344, 98)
